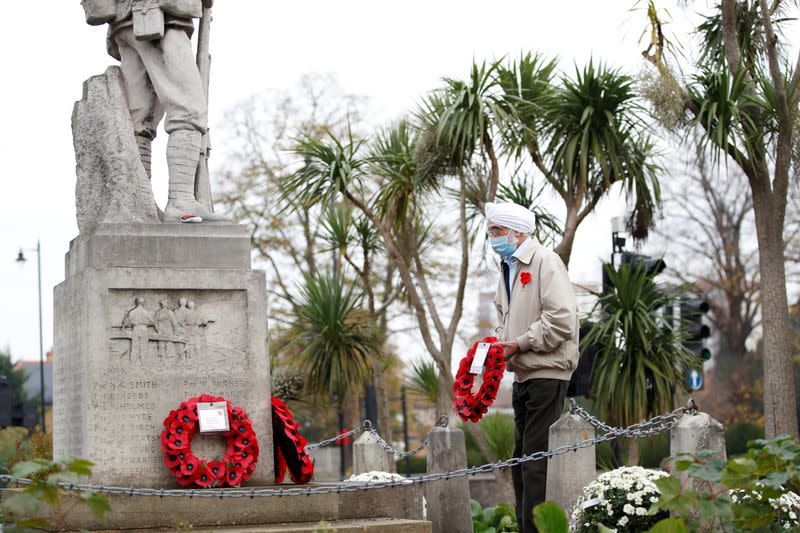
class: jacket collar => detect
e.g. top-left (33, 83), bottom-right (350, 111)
top-left (512, 237), bottom-right (540, 265)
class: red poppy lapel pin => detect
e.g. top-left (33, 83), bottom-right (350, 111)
top-left (520, 272), bottom-right (532, 287)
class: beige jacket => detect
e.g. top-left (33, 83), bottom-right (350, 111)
top-left (494, 239), bottom-right (579, 383)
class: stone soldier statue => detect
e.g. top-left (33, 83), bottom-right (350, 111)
top-left (122, 297), bottom-right (154, 361)
top-left (154, 299), bottom-right (179, 358)
top-left (82, 0), bottom-right (223, 221)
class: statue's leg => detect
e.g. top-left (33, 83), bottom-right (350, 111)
top-left (116, 33), bottom-right (158, 180)
top-left (117, 27), bottom-right (226, 221)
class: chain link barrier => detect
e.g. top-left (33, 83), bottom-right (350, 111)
top-left (0, 401), bottom-right (697, 498)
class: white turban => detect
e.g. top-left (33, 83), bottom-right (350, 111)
top-left (485, 202), bottom-right (536, 234)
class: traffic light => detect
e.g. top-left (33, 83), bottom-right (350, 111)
top-left (620, 252), bottom-right (667, 278)
top-left (680, 293), bottom-right (711, 391)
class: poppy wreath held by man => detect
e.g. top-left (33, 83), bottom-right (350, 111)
top-left (160, 394), bottom-right (259, 488)
top-left (271, 397), bottom-right (314, 484)
top-left (453, 336), bottom-right (505, 422)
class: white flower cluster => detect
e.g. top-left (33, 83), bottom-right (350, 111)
top-left (571, 466), bottom-right (668, 531)
top-left (347, 471), bottom-right (410, 484)
top-left (732, 488), bottom-right (800, 530)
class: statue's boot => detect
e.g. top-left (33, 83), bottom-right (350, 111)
top-left (135, 134), bottom-right (165, 221)
top-left (163, 129), bottom-right (228, 222)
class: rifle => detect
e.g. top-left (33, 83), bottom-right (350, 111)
top-left (194, 6), bottom-right (213, 212)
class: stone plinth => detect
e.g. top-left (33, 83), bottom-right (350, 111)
top-left (352, 432), bottom-right (393, 475)
top-left (424, 427), bottom-right (472, 533)
top-left (545, 413), bottom-right (596, 514)
top-left (53, 223), bottom-right (273, 488)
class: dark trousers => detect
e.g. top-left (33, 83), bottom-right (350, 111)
top-left (511, 378), bottom-right (568, 533)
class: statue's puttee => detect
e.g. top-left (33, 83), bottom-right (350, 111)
top-left (82, 0), bottom-right (224, 221)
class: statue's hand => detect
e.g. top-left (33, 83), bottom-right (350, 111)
top-left (202, 0), bottom-right (213, 8)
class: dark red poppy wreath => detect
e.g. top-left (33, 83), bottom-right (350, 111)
top-left (453, 336), bottom-right (505, 423)
top-left (160, 394), bottom-right (259, 488)
top-left (271, 397), bottom-right (314, 484)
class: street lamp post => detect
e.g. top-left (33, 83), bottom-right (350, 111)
top-left (16, 240), bottom-right (45, 430)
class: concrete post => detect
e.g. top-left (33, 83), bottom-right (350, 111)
top-left (670, 411), bottom-right (726, 485)
top-left (425, 426), bottom-right (472, 533)
top-left (546, 413), bottom-right (596, 514)
top-left (352, 431), bottom-right (392, 475)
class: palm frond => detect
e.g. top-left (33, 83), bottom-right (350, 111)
top-left (406, 358), bottom-right (439, 405)
top-left (585, 263), bottom-right (700, 427)
top-left (281, 128), bottom-right (366, 211)
top-left (291, 273), bottom-right (380, 401)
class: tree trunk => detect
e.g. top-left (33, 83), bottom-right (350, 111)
top-left (554, 203), bottom-right (579, 268)
top-left (371, 357), bottom-right (394, 471)
top-left (752, 185), bottom-right (798, 438)
top-left (627, 438), bottom-right (640, 466)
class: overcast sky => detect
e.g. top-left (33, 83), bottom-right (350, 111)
top-left (0, 1), bottom-right (721, 361)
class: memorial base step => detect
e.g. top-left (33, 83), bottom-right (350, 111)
top-left (90, 518), bottom-right (432, 532)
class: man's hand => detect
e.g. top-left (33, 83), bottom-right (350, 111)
top-left (493, 341), bottom-right (519, 361)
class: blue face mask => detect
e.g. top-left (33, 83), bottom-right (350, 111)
top-left (490, 234), bottom-right (518, 258)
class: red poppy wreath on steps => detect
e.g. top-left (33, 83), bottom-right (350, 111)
top-left (453, 336), bottom-right (505, 423)
top-left (160, 394), bottom-right (259, 488)
top-left (271, 397), bottom-right (314, 484)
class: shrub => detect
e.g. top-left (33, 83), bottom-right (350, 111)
top-left (395, 455), bottom-right (427, 474)
top-left (0, 427), bottom-right (28, 473)
top-left (724, 420), bottom-right (764, 457)
top-left (471, 499), bottom-right (518, 532)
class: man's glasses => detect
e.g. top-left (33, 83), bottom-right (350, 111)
top-left (487, 227), bottom-right (507, 237)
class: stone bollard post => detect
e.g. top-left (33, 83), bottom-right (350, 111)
top-left (546, 412), bottom-right (596, 515)
top-left (425, 426), bottom-right (472, 533)
top-left (670, 410), bottom-right (726, 485)
top-left (352, 431), bottom-right (393, 475)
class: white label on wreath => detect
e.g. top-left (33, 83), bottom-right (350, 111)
top-left (469, 343), bottom-right (492, 374)
top-left (197, 402), bottom-right (230, 433)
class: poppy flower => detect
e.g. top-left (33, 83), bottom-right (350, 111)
top-left (520, 272), bottom-right (532, 286)
top-left (180, 453), bottom-right (200, 476)
top-left (194, 463), bottom-right (215, 488)
top-left (164, 453), bottom-right (182, 469)
top-left (227, 465), bottom-right (245, 486)
top-left (207, 460), bottom-right (226, 481)
top-left (176, 473), bottom-right (197, 487)
top-left (177, 406), bottom-right (198, 423)
top-left (164, 431), bottom-right (190, 451)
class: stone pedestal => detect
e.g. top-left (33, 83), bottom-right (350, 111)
top-left (546, 413), bottom-right (596, 514)
top-left (53, 223), bottom-right (273, 487)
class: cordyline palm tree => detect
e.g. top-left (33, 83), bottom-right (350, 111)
top-left (584, 263), bottom-right (699, 464)
top-left (498, 54), bottom-right (662, 267)
top-left (282, 121), bottom-right (502, 467)
top-left (290, 273), bottom-right (381, 402)
top-left (641, 0), bottom-right (800, 437)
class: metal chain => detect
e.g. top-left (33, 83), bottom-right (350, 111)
top-left (0, 406), bottom-right (692, 498)
top-left (306, 416), bottom-right (448, 457)
top-left (363, 416), bottom-right (449, 458)
top-left (305, 423), bottom-right (369, 450)
top-left (569, 397), bottom-right (698, 436)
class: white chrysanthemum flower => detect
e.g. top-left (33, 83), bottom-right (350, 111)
top-left (623, 504), bottom-right (635, 515)
top-left (618, 516), bottom-right (629, 526)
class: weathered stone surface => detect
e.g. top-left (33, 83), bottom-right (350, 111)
top-left (53, 226), bottom-right (272, 488)
top-left (65, 223), bottom-right (252, 277)
top-left (72, 66), bottom-right (159, 235)
top-left (338, 483), bottom-right (424, 520)
top-left (3, 485), bottom-right (336, 531)
top-left (546, 413), bottom-right (596, 515)
top-left (424, 427), bottom-right (472, 533)
top-left (670, 411), bottom-right (726, 486)
top-left (352, 432), bottom-right (393, 475)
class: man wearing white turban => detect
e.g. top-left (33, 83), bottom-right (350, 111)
top-left (485, 201), bottom-right (579, 533)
